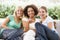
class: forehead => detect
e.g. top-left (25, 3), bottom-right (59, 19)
top-left (39, 8), bottom-right (45, 11)
top-left (27, 7), bottom-right (34, 11)
top-left (15, 7), bottom-right (23, 11)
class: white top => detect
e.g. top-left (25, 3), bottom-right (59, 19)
top-left (22, 17), bottom-right (39, 29)
top-left (41, 16), bottom-right (55, 31)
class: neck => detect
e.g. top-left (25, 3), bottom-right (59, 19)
top-left (14, 16), bottom-right (21, 23)
top-left (29, 17), bottom-right (35, 20)
top-left (29, 16), bottom-right (35, 23)
top-left (41, 16), bottom-right (47, 22)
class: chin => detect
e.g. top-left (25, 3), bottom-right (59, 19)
top-left (40, 16), bottom-right (44, 18)
top-left (20, 17), bottom-right (22, 19)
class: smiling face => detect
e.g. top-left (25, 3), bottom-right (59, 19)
top-left (15, 7), bottom-right (23, 18)
top-left (38, 8), bottom-right (47, 18)
top-left (27, 7), bottom-right (35, 18)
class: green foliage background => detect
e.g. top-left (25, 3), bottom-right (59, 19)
top-left (48, 6), bottom-right (60, 19)
top-left (0, 4), bottom-right (60, 19)
top-left (0, 4), bottom-right (15, 18)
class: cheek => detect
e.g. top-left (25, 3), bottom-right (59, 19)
top-left (27, 12), bottom-right (32, 15)
top-left (15, 11), bottom-right (20, 14)
top-left (40, 13), bottom-right (45, 17)
top-left (17, 11), bottom-right (23, 14)
top-left (38, 13), bottom-right (43, 16)
top-left (45, 14), bottom-right (47, 17)
top-left (28, 11), bottom-right (35, 17)
top-left (15, 10), bottom-right (23, 17)
top-left (30, 13), bottom-right (35, 16)
top-left (42, 14), bottom-right (47, 17)
top-left (31, 11), bottom-right (35, 15)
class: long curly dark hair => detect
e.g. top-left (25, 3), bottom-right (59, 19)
top-left (24, 4), bottom-right (38, 18)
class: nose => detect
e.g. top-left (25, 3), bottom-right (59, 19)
top-left (29, 11), bottom-right (34, 14)
top-left (29, 11), bottom-right (32, 14)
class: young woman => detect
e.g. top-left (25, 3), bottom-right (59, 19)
top-left (1, 6), bottom-right (24, 40)
top-left (22, 5), bottom-right (39, 40)
top-left (38, 6), bottom-right (55, 31)
top-left (35, 6), bottom-right (59, 40)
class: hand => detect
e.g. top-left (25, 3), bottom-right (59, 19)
top-left (4, 27), bottom-right (9, 29)
top-left (28, 19), bottom-right (32, 23)
top-left (28, 19), bottom-right (35, 23)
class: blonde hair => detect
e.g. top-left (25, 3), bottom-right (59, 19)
top-left (13, 6), bottom-right (23, 16)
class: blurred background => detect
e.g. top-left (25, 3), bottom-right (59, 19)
top-left (0, 0), bottom-right (60, 19)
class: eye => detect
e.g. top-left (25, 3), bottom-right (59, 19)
top-left (42, 11), bottom-right (45, 13)
top-left (39, 11), bottom-right (45, 13)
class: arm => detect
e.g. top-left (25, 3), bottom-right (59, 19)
top-left (48, 22), bottom-right (53, 29)
top-left (22, 21), bottom-right (29, 32)
top-left (1, 17), bottom-right (10, 29)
